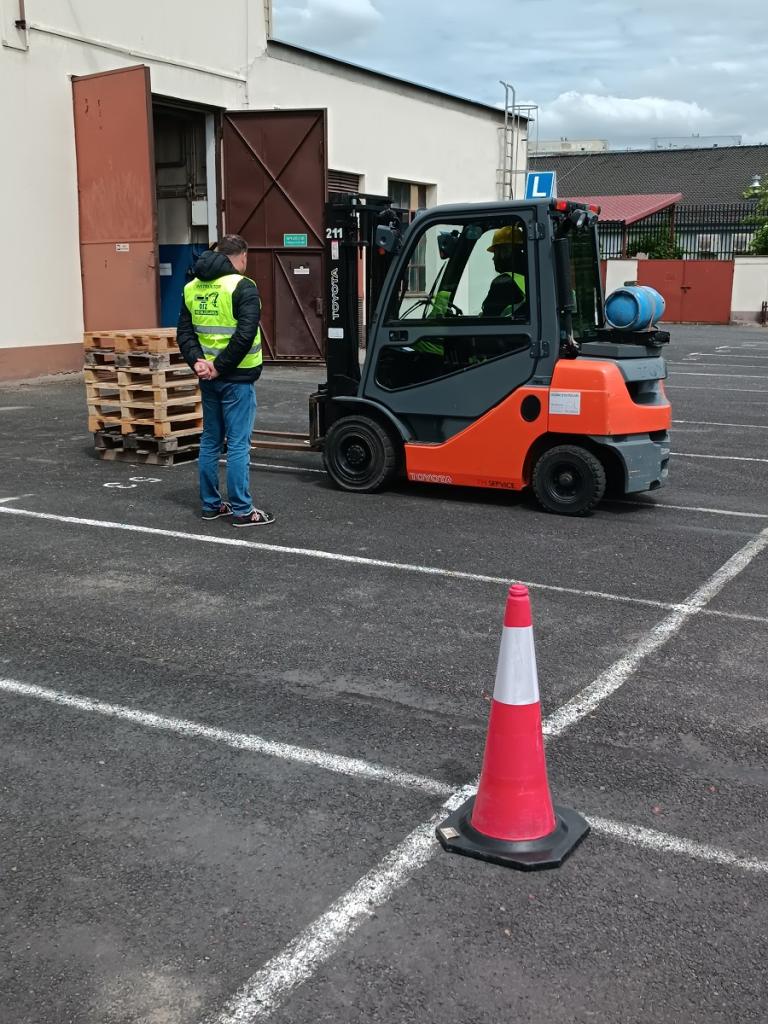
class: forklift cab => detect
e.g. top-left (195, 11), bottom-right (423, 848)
top-left (314, 197), bottom-right (669, 515)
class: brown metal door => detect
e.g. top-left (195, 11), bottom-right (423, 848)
top-left (680, 261), bottom-right (734, 323)
top-left (72, 66), bottom-right (159, 331)
top-left (221, 109), bottom-right (327, 360)
top-left (635, 261), bottom-right (684, 322)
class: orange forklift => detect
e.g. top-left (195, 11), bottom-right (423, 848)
top-left (259, 194), bottom-right (671, 515)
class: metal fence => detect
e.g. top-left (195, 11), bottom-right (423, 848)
top-left (600, 202), bottom-right (759, 260)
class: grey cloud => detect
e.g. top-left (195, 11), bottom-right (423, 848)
top-left (272, 0), bottom-right (768, 146)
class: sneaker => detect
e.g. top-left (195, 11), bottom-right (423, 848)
top-left (201, 502), bottom-right (233, 521)
top-left (232, 508), bottom-right (275, 527)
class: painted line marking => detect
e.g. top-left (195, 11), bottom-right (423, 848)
top-left (3, 676), bottom-right (767, 880)
top-left (205, 784), bottom-right (475, 1023)
top-left (666, 385), bottom-right (768, 393)
top-left (249, 461), bottom-right (325, 475)
top-left (0, 506), bottom-right (677, 612)
top-left (675, 452), bottom-right (768, 464)
top-left (670, 371), bottom-right (768, 380)
top-left (0, 678), bottom-right (453, 798)
top-left (587, 817), bottom-right (768, 874)
top-left (670, 362), bottom-right (768, 371)
top-left (0, 406), bottom-right (31, 412)
top-left (543, 526), bottom-right (768, 736)
top-left (674, 419), bottom-right (768, 431)
top-left (616, 499), bottom-right (768, 520)
top-left (0, 494), bottom-right (33, 504)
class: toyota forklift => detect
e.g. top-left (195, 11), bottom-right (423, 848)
top-left (259, 192), bottom-right (671, 515)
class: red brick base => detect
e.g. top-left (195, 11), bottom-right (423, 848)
top-left (0, 343), bottom-right (84, 382)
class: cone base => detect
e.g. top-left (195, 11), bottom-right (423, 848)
top-left (436, 797), bottom-right (589, 872)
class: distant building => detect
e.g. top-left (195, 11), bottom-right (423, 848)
top-left (530, 138), bottom-right (609, 156)
top-left (531, 144), bottom-right (768, 259)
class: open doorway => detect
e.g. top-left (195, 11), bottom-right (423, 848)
top-left (153, 102), bottom-right (218, 327)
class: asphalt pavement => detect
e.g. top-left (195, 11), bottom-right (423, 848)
top-left (1, 324), bottom-right (767, 1024)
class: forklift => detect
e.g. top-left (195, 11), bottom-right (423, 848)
top-left (256, 193), bottom-right (671, 516)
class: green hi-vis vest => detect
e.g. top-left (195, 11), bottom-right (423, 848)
top-left (500, 272), bottom-right (527, 317)
top-left (183, 274), bottom-right (262, 369)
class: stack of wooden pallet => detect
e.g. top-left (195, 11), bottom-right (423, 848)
top-left (85, 329), bottom-right (202, 467)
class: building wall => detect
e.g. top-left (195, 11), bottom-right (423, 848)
top-left (255, 47), bottom-right (508, 205)
top-left (0, 0), bottom-right (260, 378)
top-left (0, 1), bottom-right (514, 379)
top-left (731, 257), bottom-right (768, 322)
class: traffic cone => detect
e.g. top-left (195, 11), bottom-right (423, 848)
top-left (436, 584), bottom-right (589, 871)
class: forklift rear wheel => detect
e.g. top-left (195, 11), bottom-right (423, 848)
top-left (323, 416), bottom-right (399, 493)
top-left (532, 445), bottom-right (606, 516)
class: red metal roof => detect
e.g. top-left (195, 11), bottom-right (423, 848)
top-left (566, 192), bottom-right (683, 224)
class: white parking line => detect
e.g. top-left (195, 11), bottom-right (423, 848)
top-left (617, 499), bottom-right (768, 519)
top-left (587, 817), bottom-right (768, 874)
top-left (670, 371), bottom-right (768, 380)
top-left (666, 385), bottom-right (768, 393)
top-left (543, 526), bottom-right (768, 736)
top-left (673, 419), bottom-right (768, 431)
top-left (206, 784), bottom-right (475, 1024)
top-left (249, 461), bottom-right (325, 475)
top-left (675, 452), bottom-right (768, 464)
top-left (4, 670), bottom-right (768, 1024)
top-left (0, 506), bottom-right (678, 612)
top-left (669, 363), bottom-right (768, 371)
top-left (0, 406), bottom-right (31, 412)
top-left (0, 678), bottom-right (453, 798)
top-left (0, 494), bottom-right (33, 504)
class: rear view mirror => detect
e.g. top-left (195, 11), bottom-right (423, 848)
top-left (374, 226), bottom-right (398, 253)
top-left (437, 230), bottom-right (460, 260)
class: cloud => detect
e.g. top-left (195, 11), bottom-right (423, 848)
top-left (538, 92), bottom-right (713, 144)
top-left (274, 0), bottom-right (382, 48)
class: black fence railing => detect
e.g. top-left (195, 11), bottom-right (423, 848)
top-left (599, 202), bottom-right (758, 260)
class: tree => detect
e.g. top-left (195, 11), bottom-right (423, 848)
top-left (626, 232), bottom-right (683, 260)
top-left (743, 177), bottom-right (768, 256)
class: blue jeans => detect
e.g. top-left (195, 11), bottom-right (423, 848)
top-left (199, 380), bottom-right (257, 516)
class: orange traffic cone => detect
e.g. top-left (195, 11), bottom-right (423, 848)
top-left (437, 584), bottom-right (589, 871)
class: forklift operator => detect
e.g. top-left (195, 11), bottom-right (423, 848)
top-left (481, 225), bottom-right (527, 317)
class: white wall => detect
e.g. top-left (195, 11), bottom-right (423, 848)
top-left (605, 260), bottom-right (639, 294)
top-left (254, 47), bottom-right (510, 205)
top-left (0, 0), bottom-right (262, 353)
top-left (732, 257), bottom-right (768, 319)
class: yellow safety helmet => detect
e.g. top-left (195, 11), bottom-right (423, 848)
top-left (487, 224), bottom-right (524, 251)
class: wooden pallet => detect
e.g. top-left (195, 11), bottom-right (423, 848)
top-left (88, 411), bottom-right (122, 432)
top-left (113, 331), bottom-right (178, 354)
top-left (117, 365), bottom-right (196, 388)
top-left (95, 446), bottom-right (198, 467)
top-left (93, 428), bottom-right (125, 450)
top-left (84, 364), bottom-right (119, 383)
top-left (122, 410), bottom-right (204, 438)
top-left (85, 381), bottom-right (120, 404)
top-left (116, 350), bottom-right (187, 371)
top-left (122, 431), bottom-right (200, 453)
top-left (119, 380), bottom-right (199, 406)
top-left (83, 332), bottom-right (119, 351)
top-left (83, 350), bottom-right (118, 372)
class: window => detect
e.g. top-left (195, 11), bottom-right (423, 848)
top-left (376, 214), bottom-right (532, 390)
top-left (388, 180), bottom-right (431, 293)
top-left (569, 229), bottom-right (602, 341)
top-left (387, 217), bottom-right (529, 324)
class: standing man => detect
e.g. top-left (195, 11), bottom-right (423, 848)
top-left (177, 234), bottom-right (274, 526)
top-left (482, 224), bottom-right (528, 318)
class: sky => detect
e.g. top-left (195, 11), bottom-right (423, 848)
top-left (271, 0), bottom-right (767, 149)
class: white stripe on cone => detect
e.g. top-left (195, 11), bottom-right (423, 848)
top-left (493, 625), bottom-right (540, 706)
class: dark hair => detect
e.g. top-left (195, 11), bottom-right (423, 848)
top-left (215, 234), bottom-right (248, 256)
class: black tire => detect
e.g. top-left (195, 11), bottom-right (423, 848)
top-left (323, 415), bottom-right (399, 493)
top-left (532, 444), bottom-right (606, 516)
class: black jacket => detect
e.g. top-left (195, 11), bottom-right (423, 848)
top-left (177, 251), bottom-right (262, 383)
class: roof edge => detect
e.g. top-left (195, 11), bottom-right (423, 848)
top-left (266, 39), bottom-right (522, 122)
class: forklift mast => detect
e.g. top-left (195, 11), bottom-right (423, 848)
top-left (323, 192), bottom-right (402, 399)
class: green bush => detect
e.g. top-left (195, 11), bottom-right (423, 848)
top-left (626, 233), bottom-right (684, 260)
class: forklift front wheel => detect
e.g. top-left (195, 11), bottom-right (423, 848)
top-left (323, 415), bottom-right (400, 493)
top-left (532, 444), bottom-right (606, 516)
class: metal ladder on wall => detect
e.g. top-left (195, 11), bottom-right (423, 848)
top-left (498, 82), bottom-right (539, 201)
